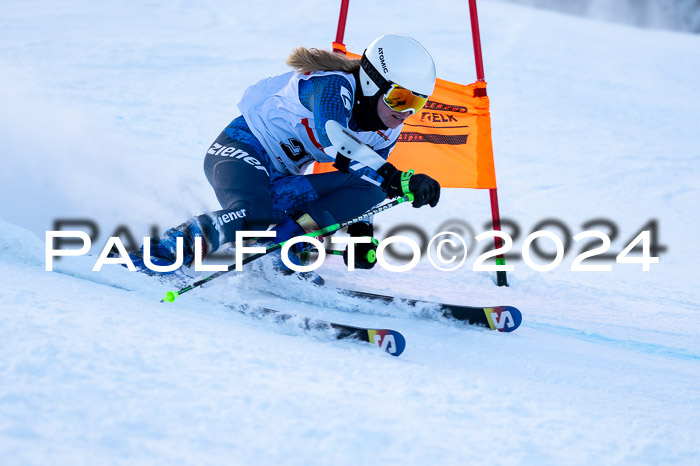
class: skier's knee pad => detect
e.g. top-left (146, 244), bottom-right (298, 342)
top-left (302, 207), bottom-right (336, 232)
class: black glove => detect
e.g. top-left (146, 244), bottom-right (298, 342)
top-left (377, 162), bottom-right (441, 208)
top-left (342, 222), bottom-right (378, 270)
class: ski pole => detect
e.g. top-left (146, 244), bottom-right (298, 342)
top-left (324, 244), bottom-right (378, 265)
top-left (161, 194), bottom-right (414, 303)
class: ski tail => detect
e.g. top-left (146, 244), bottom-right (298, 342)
top-left (334, 288), bottom-right (523, 333)
top-left (232, 305), bottom-right (407, 357)
top-left (445, 305), bottom-right (522, 332)
top-left (364, 329), bottom-right (406, 357)
top-left (483, 306), bottom-right (523, 332)
top-left (326, 324), bottom-right (405, 357)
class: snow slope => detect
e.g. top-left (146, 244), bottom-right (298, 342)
top-left (1, 0), bottom-right (699, 464)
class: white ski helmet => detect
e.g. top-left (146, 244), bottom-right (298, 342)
top-left (359, 33), bottom-right (436, 99)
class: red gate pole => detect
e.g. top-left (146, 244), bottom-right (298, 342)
top-left (333, 0), bottom-right (350, 53)
top-left (468, 0), bottom-right (508, 286)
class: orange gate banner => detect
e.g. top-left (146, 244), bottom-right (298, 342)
top-left (313, 61), bottom-right (497, 189)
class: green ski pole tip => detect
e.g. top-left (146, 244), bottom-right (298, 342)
top-left (163, 291), bottom-right (178, 303)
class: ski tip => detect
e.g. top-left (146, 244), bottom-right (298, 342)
top-left (368, 329), bottom-right (406, 357)
top-left (486, 306), bottom-right (522, 332)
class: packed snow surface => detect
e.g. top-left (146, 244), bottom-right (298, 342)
top-left (1, 0), bottom-right (699, 464)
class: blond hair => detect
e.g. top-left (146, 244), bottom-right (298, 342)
top-left (286, 47), bottom-right (360, 73)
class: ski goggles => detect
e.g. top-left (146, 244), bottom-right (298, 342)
top-left (382, 84), bottom-right (429, 115)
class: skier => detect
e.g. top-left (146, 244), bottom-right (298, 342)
top-left (131, 33), bottom-right (441, 280)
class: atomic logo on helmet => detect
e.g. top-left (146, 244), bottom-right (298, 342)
top-left (359, 33), bottom-right (437, 115)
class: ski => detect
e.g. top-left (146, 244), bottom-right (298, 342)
top-left (331, 288), bottom-right (522, 333)
top-left (226, 304), bottom-right (406, 357)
